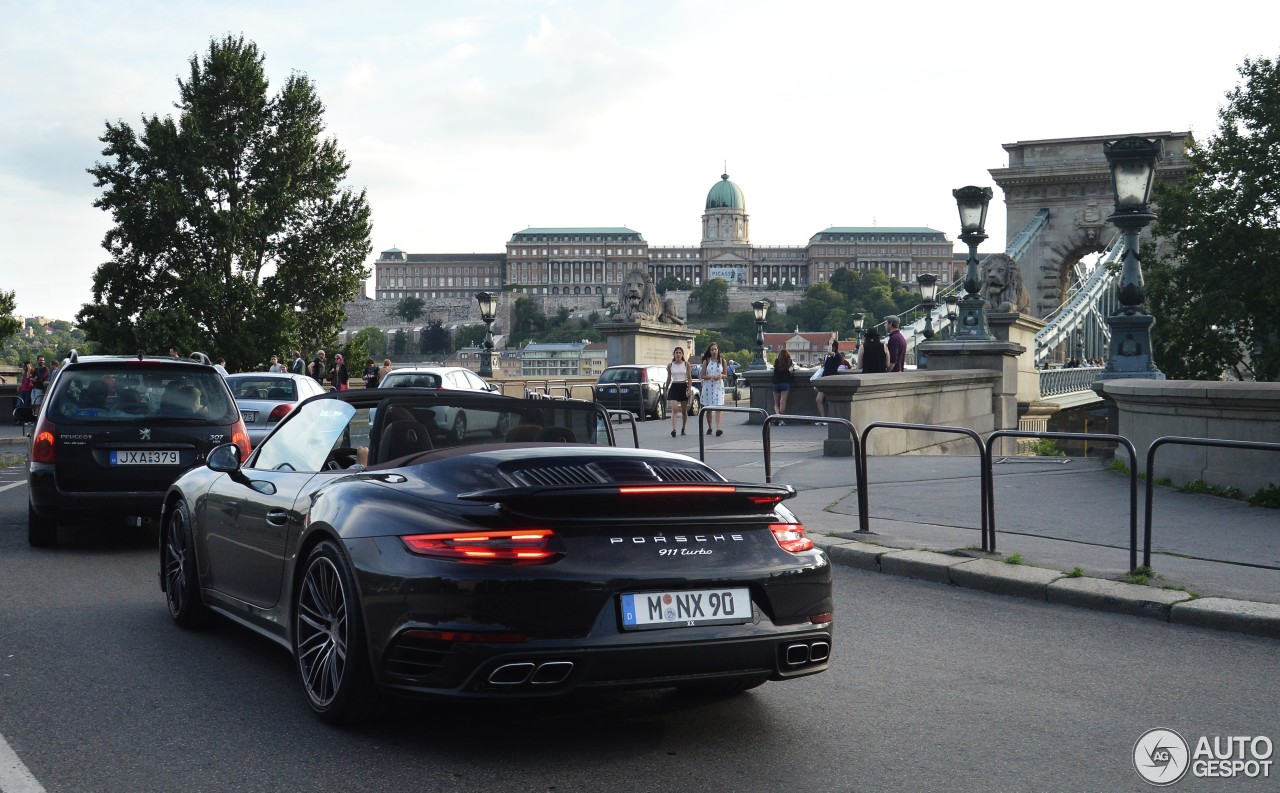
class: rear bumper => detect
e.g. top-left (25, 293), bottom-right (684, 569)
top-left (28, 464), bottom-right (166, 522)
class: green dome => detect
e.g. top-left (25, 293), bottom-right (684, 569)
top-left (705, 173), bottom-right (745, 210)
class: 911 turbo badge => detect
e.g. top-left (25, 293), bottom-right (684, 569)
top-left (609, 533), bottom-right (745, 545)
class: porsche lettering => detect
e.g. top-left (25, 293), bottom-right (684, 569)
top-left (611, 534), bottom-right (745, 545)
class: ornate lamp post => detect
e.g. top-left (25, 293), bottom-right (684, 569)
top-left (917, 274), bottom-right (939, 340)
top-left (1097, 136), bottom-right (1164, 380)
top-left (475, 291), bottom-right (498, 378)
top-left (952, 185), bottom-right (994, 340)
top-left (944, 294), bottom-right (959, 339)
top-left (1075, 328), bottom-right (1085, 365)
top-left (749, 300), bottom-right (770, 370)
top-left (851, 311), bottom-right (865, 352)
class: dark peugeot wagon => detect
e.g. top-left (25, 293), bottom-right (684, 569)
top-left (26, 353), bottom-right (250, 546)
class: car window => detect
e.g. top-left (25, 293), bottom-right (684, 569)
top-left (383, 372), bottom-right (442, 389)
top-left (50, 366), bottom-right (236, 424)
top-left (599, 368), bottom-right (637, 384)
top-left (462, 371), bottom-right (489, 391)
top-left (227, 376), bottom-right (298, 401)
top-left (250, 400), bottom-right (372, 472)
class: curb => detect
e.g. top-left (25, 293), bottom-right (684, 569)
top-left (816, 535), bottom-right (1280, 640)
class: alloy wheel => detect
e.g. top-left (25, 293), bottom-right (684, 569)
top-left (296, 555), bottom-right (349, 708)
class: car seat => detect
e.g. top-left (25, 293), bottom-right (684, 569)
top-left (377, 417), bottom-right (433, 462)
top-left (504, 424), bottom-right (542, 442)
top-left (266, 387), bottom-right (291, 400)
top-left (535, 426), bottom-right (577, 443)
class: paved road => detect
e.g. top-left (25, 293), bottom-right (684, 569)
top-left (1, 461), bottom-right (1276, 792)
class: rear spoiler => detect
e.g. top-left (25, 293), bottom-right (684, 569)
top-left (457, 482), bottom-right (796, 518)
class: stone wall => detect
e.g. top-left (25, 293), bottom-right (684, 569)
top-left (1098, 380), bottom-right (1280, 496)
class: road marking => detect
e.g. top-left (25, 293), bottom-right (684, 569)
top-left (0, 732), bottom-right (46, 793)
top-left (0, 481), bottom-right (26, 494)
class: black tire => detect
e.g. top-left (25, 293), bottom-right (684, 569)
top-left (27, 502), bottom-right (57, 547)
top-left (294, 540), bottom-right (379, 725)
top-left (451, 412), bottom-right (467, 443)
top-left (652, 397), bottom-right (666, 421)
top-left (492, 412), bottom-right (512, 439)
top-left (163, 500), bottom-right (210, 628)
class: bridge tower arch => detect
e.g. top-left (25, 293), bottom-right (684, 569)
top-left (989, 132), bottom-right (1190, 319)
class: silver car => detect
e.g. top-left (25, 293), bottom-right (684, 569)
top-left (377, 366), bottom-right (507, 442)
top-left (226, 373), bottom-right (328, 447)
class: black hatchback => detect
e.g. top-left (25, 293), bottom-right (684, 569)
top-left (26, 353), bottom-right (250, 546)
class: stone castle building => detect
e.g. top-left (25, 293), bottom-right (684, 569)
top-left (347, 172), bottom-right (958, 336)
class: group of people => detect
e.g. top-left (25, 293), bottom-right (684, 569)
top-left (665, 344), bottom-right (737, 437)
top-left (13, 355), bottom-right (53, 418)
top-left (770, 315), bottom-right (909, 420)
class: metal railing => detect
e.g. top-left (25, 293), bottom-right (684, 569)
top-left (987, 430), bottom-right (1139, 569)
top-left (1038, 366), bottom-right (1104, 397)
top-left (1143, 436), bottom-right (1280, 570)
top-left (761, 414), bottom-right (859, 486)
top-left (605, 409), bottom-right (640, 448)
top-left (693, 405), bottom-right (769, 462)
top-left (861, 422), bottom-right (991, 548)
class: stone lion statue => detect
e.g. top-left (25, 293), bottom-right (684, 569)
top-left (616, 269), bottom-right (685, 325)
top-left (981, 253), bottom-right (1031, 314)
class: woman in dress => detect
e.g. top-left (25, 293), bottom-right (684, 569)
top-left (772, 348), bottom-right (793, 420)
top-left (856, 328), bottom-right (892, 373)
top-left (665, 347), bottom-right (692, 437)
top-left (701, 343), bottom-right (727, 436)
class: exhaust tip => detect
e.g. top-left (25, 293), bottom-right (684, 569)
top-left (784, 643), bottom-right (810, 665)
top-left (530, 661), bottom-right (574, 685)
top-left (488, 662), bottom-right (536, 685)
top-left (808, 641), bottom-right (830, 662)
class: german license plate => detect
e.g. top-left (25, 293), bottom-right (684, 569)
top-left (240, 410), bottom-right (258, 422)
top-left (111, 450), bottom-right (180, 465)
top-left (620, 587), bottom-right (751, 630)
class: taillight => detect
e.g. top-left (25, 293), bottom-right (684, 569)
top-left (401, 529), bottom-right (557, 564)
top-left (770, 523), bottom-right (814, 553)
top-left (618, 485), bottom-right (736, 495)
top-left (31, 417), bottom-right (56, 463)
top-left (230, 419), bottom-right (251, 459)
top-left (267, 404), bottom-right (293, 422)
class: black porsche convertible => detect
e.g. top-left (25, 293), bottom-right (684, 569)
top-left (159, 388), bottom-right (833, 723)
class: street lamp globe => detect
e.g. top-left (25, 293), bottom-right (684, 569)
top-left (749, 300), bottom-right (770, 370)
top-left (917, 273), bottom-right (938, 340)
top-left (951, 185), bottom-right (994, 341)
top-left (475, 291), bottom-right (499, 378)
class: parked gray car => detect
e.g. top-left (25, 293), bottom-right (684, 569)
top-left (226, 373), bottom-right (328, 447)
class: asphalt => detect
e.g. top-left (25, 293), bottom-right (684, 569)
top-left (5, 411), bottom-right (1278, 638)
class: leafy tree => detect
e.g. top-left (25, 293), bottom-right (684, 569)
top-left (393, 328), bottom-right (406, 357)
top-left (420, 319), bottom-right (449, 355)
top-left (1148, 55), bottom-right (1280, 381)
top-left (455, 324), bottom-right (488, 349)
top-left (690, 278), bottom-right (730, 317)
top-left (656, 275), bottom-right (692, 294)
top-left (80, 35), bottom-right (371, 371)
top-left (512, 296), bottom-right (546, 335)
top-left (0, 291), bottom-right (20, 343)
top-left (348, 327), bottom-right (385, 361)
top-left (394, 296), bottom-right (426, 325)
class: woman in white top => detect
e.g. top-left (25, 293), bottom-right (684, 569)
top-left (666, 347), bottom-right (693, 437)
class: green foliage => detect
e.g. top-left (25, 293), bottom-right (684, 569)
top-left (1147, 55), bottom-right (1280, 381)
top-left (0, 291), bottom-right (20, 343)
top-left (79, 35), bottom-right (371, 372)
top-left (454, 324), bottom-right (487, 349)
top-left (1065, 567), bottom-right (1085, 578)
top-left (689, 278), bottom-right (730, 318)
top-left (393, 329), bottom-right (406, 356)
top-left (1106, 459), bottom-right (1130, 475)
top-left (349, 327), bottom-right (385, 362)
top-left (1028, 439), bottom-right (1066, 457)
top-left (512, 296), bottom-right (546, 336)
top-left (1248, 484), bottom-right (1280, 509)
top-left (419, 319), bottom-right (449, 355)
top-left (394, 296), bottom-right (426, 324)
top-left (656, 275), bottom-right (692, 294)
top-left (1124, 564), bottom-right (1155, 586)
top-left (1176, 479), bottom-right (1243, 500)
top-left (0, 320), bottom-right (95, 365)
top-left (1004, 552), bottom-right (1023, 565)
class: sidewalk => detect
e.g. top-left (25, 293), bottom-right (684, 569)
top-left (631, 413), bottom-right (1280, 639)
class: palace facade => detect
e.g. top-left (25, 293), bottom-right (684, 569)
top-left (370, 173), bottom-right (956, 303)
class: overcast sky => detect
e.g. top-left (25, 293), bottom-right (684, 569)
top-left (2, 0), bottom-right (1276, 321)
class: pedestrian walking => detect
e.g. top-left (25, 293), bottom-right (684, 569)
top-left (666, 346), bottom-right (693, 437)
top-left (700, 343), bottom-right (727, 436)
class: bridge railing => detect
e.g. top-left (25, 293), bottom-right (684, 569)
top-left (1038, 365), bottom-right (1104, 397)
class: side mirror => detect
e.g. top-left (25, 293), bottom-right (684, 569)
top-left (207, 443), bottom-right (242, 473)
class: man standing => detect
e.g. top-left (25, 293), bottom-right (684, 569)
top-left (290, 350), bottom-right (305, 375)
top-left (884, 315), bottom-right (907, 373)
top-left (308, 349), bottom-right (327, 383)
top-left (31, 355), bottom-right (51, 406)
